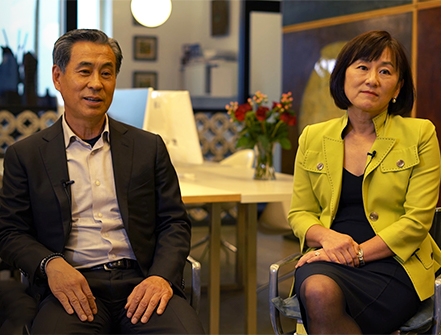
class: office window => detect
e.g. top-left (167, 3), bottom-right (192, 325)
top-left (0, 0), bottom-right (60, 98)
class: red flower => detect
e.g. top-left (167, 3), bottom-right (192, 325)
top-left (272, 102), bottom-right (281, 110)
top-left (280, 112), bottom-right (297, 126)
top-left (256, 106), bottom-right (269, 121)
top-left (235, 103), bottom-right (252, 121)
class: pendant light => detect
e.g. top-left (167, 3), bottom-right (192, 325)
top-left (131, 0), bottom-right (172, 28)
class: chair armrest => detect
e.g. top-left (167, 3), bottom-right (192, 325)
top-left (186, 255), bottom-right (201, 314)
top-left (269, 252), bottom-right (302, 335)
top-left (269, 252), bottom-right (302, 300)
top-left (432, 272), bottom-right (441, 335)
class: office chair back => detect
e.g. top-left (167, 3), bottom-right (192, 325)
top-left (430, 207), bottom-right (441, 247)
top-left (219, 149), bottom-right (254, 168)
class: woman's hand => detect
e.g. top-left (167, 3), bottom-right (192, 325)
top-left (296, 248), bottom-right (331, 268)
top-left (320, 230), bottom-right (360, 266)
top-left (300, 226), bottom-right (361, 268)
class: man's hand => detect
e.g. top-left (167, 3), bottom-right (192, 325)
top-left (125, 275), bottom-right (173, 324)
top-left (45, 257), bottom-right (97, 322)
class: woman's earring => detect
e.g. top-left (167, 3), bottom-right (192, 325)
top-left (392, 97), bottom-right (397, 104)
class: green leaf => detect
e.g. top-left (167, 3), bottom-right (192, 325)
top-left (279, 137), bottom-right (292, 150)
top-left (236, 136), bottom-right (255, 149)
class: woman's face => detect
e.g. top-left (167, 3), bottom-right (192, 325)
top-left (344, 48), bottom-right (402, 116)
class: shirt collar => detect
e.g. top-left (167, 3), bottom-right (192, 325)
top-left (371, 110), bottom-right (389, 136)
top-left (62, 114), bottom-right (110, 149)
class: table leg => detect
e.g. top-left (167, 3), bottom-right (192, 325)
top-left (208, 202), bottom-right (221, 335)
top-left (240, 203), bottom-right (258, 335)
top-left (235, 203), bottom-right (246, 287)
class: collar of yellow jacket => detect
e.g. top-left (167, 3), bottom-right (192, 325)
top-left (340, 110), bottom-right (389, 138)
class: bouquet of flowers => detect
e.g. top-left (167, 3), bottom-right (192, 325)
top-left (226, 91), bottom-right (296, 179)
top-left (226, 91), bottom-right (296, 150)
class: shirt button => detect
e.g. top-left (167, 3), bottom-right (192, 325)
top-left (95, 180), bottom-right (101, 186)
top-left (98, 213), bottom-right (103, 218)
top-left (317, 163), bottom-right (324, 171)
top-left (397, 160), bottom-right (405, 168)
top-left (369, 212), bottom-right (379, 221)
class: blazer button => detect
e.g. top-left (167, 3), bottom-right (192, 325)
top-left (396, 160), bottom-right (405, 168)
top-left (317, 162), bottom-right (324, 171)
top-left (369, 212), bottom-right (379, 221)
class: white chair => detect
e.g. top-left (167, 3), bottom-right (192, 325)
top-left (258, 199), bottom-right (292, 235)
top-left (219, 149), bottom-right (254, 168)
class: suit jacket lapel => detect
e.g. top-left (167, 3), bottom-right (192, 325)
top-left (109, 118), bottom-right (133, 229)
top-left (39, 118), bottom-right (72, 241)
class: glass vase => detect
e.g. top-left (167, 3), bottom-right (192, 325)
top-left (254, 141), bottom-right (276, 180)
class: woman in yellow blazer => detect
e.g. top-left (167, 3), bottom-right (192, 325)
top-left (288, 30), bottom-right (441, 334)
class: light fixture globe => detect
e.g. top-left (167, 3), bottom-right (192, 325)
top-left (131, 0), bottom-right (172, 28)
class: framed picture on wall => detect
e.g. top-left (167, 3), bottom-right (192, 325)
top-left (133, 71), bottom-right (157, 89)
top-left (133, 36), bottom-right (157, 61)
top-left (211, 0), bottom-right (229, 36)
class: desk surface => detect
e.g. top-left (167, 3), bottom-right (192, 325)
top-left (179, 180), bottom-right (241, 204)
top-left (177, 163), bottom-right (293, 204)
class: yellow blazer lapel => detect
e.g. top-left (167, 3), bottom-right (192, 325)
top-left (323, 136), bottom-right (344, 221)
top-left (364, 137), bottom-right (396, 176)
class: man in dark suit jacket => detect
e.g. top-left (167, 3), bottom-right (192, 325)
top-left (0, 29), bottom-right (204, 334)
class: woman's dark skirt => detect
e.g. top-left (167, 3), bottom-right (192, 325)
top-left (294, 257), bottom-right (420, 334)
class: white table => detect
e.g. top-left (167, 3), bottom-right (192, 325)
top-left (177, 163), bottom-right (293, 334)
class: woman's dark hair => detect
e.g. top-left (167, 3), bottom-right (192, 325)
top-left (53, 29), bottom-right (123, 75)
top-left (330, 30), bottom-right (414, 116)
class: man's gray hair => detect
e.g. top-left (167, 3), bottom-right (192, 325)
top-left (53, 29), bottom-right (123, 74)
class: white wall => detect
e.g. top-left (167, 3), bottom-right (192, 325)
top-left (112, 0), bottom-right (240, 90)
top-left (250, 11), bottom-right (282, 172)
top-left (250, 11), bottom-right (282, 106)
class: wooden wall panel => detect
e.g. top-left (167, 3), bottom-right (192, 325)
top-left (416, 6), bottom-right (441, 206)
top-left (282, 0), bottom-right (411, 26)
top-left (416, 7), bottom-right (441, 134)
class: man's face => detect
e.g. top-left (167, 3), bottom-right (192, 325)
top-left (52, 41), bottom-right (117, 125)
